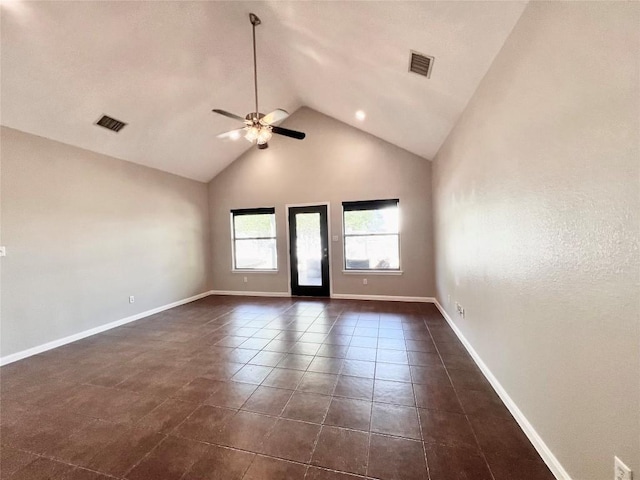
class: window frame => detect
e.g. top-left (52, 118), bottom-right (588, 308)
top-left (230, 207), bottom-right (278, 272)
top-left (342, 199), bottom-right (401, 273)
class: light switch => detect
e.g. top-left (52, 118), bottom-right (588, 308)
top-left (0, 246), bottom-right (5, 257)
top-left (332, 235), bottom-right (339, 242)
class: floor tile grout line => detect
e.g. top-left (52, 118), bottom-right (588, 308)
top-left (363, 348), bottom-right (382, 478)
top-left (427, 317), bottom-right (498, 480)
top-left (235, 440), bottom-right (263, 480)
top-left (0, 447), bottom-right (124, 480)
top-left (365, 404), bottom-right (374, 478)
top-left (302, 369), bottom-right (342, 478)
top-left (250, 452), bottom-right (372, 480)
top-left (120, 431), bottom-right (171, 479)
top-left (417, 316), bottom-right (435, 480)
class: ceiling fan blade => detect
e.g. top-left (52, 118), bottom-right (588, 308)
top-left (257, 143), bottom-right (269, 150)
top-left (272, 126), bottom-right (306, 140)
top-left (212, 109), bottom-right (246, 122)
top-left (216, 128), bottom-right (246, 139)
top-left (261, 109), bottom-right (289, 125)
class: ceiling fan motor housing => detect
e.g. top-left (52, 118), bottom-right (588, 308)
top-left (245, 112), bottom-right (265, 123)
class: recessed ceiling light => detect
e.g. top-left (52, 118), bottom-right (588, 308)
top-left (355, 110), bottom-right (366, 121)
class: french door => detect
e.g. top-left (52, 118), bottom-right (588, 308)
top-left (288, 205), bottom-right (330, 297)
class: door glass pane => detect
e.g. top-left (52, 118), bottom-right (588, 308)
top-left (295, 213), bottom-right (322, 286)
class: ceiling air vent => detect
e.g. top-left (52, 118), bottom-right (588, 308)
top-left (95, 115), bottom-right (127, 133)
top-left (409, 51), bottom-right (434, 78)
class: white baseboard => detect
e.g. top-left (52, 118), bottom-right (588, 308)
top-left (433, 299), bottom-right (570, 480)
top-left (210, 290), bottom-right (291, 298)
top-left (209, 290), bottom-right (436, 303)
top-left (331, 293), bottom-right (435, 303)
top-left (0, 290), bottom-right (214, 366)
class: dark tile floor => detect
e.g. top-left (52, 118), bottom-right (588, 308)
top-left (0, 296), bottom-right (555, 480)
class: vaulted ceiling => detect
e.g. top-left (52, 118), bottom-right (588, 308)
top-left (1, 1), bottom-right (527, 182)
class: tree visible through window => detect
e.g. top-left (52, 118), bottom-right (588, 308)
top-left (343, 199), bottom-right (400, 270)
top-left (231, 208), bottom-right (277, 270)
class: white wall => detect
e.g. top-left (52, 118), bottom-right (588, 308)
top-left (0, 127), bottom-right (211, 359)
top-left (432, 2), bottom-right (639, 479)
top-left (208, 108), bottom-right (435, 299)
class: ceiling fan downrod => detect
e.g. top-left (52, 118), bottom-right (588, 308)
top-left (249, 13), bottom-right (261, 120)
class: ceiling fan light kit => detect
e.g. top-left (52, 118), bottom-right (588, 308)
top-left (212, 13), bottom-right (306, 149)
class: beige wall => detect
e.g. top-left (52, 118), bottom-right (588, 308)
top-left (432, 2), bottom-right (639, 479)
top-left (0, 127), bottom-right (211, 358)
top-left (208, 108), bottom-right (435, 298)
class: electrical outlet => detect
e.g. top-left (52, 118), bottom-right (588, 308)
top-left (615, 456), bottom-right (633, 480)
top-left (129, 296), bottom-right (135, 304)
top-left (363, 278), bottom-right (368, 285)
top-left (243, 276), bottom-right (248, 283)
top-left (332, 235), bottom-right (339, 242)
top-left (456, 302), bottom-right (465, 318)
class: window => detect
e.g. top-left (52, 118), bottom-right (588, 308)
top-left (343, 199), bottom-right (400, 270)
top-left (231, 208), bottom-right (277, 270)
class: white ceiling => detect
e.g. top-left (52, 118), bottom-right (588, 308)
top-left (1, 1), bottom-right (527, 182)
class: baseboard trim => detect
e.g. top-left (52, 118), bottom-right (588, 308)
top-left (209, 290), bottom-right (291, 298)
top-left (209, 291), bottom-right (436, 303)
top-left (331, 293), bottom-right (435, 303)
top-left (433, 299), bottom-right (570, 480)
top-left (0, 290), bottom-right (214, 367)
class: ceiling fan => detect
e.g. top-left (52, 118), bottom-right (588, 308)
top-left (213, 13), bottom-right (306, 150)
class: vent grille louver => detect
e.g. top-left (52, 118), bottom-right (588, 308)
top-left (96, 115), bottom-right (127, 132)
top-left (409, 51), bottom-right (434, 78)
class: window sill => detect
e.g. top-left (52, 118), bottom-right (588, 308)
top-left (342, 270), bottom-right (403, 276)
top-left (232, 269), bottom-right (279, 274)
